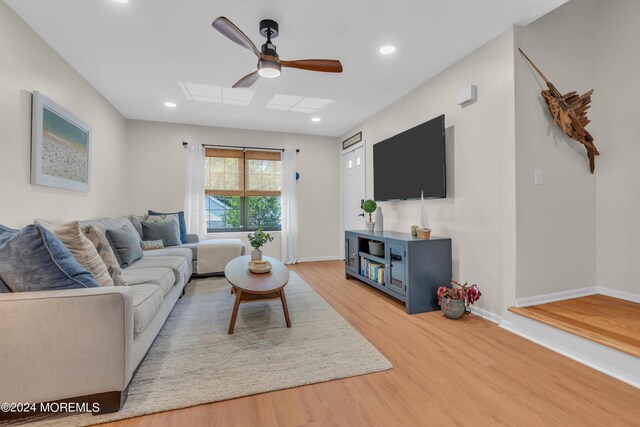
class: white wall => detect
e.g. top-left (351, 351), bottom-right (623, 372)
top-left (513, 0), bottom-right (598, 299)
top-left (0, 2), bottom-right (129, 228)
top-left (595, 0), bottom-right (640, 296)
top-left (126, 120), bottom-right (341, 261)
top-left (340, 27), bottom-right (517, 316)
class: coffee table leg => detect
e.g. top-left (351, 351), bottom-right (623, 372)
top-left (279, 289), bottom-right (292, 328)
top-left (228, 289), bottom-right (242, 334)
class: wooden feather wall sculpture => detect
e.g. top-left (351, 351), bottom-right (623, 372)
top-left (519, 48), bottom-right (599, 173)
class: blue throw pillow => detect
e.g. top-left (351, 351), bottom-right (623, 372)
top-left (148, 210), bottom-right (187, 244)
top-left (0, 224), bottom-right (99, 292)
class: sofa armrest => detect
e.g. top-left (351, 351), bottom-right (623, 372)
top-left (186, 233), bottom-right (200, 244)
top-left (0, 287), bottom-right (134, 404)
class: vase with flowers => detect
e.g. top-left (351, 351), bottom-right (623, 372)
top-left (437, 280), bottom-right (482, 319)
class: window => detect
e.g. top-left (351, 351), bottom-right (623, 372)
top-left (205, 149), bottom-right (281, 232)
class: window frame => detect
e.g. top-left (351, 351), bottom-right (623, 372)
top-left (205, 148), bottom-right (282, 233)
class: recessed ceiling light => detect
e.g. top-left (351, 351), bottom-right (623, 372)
top-left (311, 117), bottom-right (321, 122)
top-left (112, 0), bottom-right (129, 3)
top-left (379, 45), bottom-right (396, 55)
top-left (164, 102), bottom-right (177, 108)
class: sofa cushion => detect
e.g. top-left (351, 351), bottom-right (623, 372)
top-left (142, 220), bottom-right (180, 247)
top-left (83, 225), bottom-right (127, 286)
top-left (131, 283), bottom-right (164, 335)
top-left (34, 219), bottom-right (114, 287)
top-left (106, 226), bottom-right (144, 268)
top-left (148, 210), bottom-right (187, 244)
top-left (122, 267), bottom-right (175, 296)
top-left (80, 217), bottom-right (141, 244)
top-left (127, 256), bottom-right (189, 284)
top-left (0, 224), bottom-right (99, 291)
top-left (143, 246), bottom-right (194, 262)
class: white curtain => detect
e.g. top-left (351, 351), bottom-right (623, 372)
top-left (183, 143), bottom-right (207, 240)
top-left (281, 148), bottom-right (299, 264)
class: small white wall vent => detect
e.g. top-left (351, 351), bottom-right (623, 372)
top-left (457, 85), bottom-right (477, 107)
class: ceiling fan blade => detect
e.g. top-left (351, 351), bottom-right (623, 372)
top-left (280, 59), bottom-right (343, 73)
top-left (232, 71), bottom-right (260, 88)
top-left (212, 16), bottom-right (260, 57)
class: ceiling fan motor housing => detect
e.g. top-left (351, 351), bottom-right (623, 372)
top-left (261, 42), bottom-right (278, 58)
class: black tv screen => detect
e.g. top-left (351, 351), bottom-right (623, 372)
top-left (373, 114), bottom-right (446, 201)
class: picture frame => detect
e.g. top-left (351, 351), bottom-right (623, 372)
top-left (342, 131), bottom-right (362, 150)
top-left (31, 91), bottom-right (92, 192)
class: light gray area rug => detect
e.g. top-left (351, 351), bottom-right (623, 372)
top-left (17, 272), bottom-right (392, 426)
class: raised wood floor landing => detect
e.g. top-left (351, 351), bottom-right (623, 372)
top-left (105, 262), bottom-right (639, 427)
top-left (509, 294), bottom-right (640, 358)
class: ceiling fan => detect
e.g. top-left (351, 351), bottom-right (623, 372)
top-left (212, 17), bottom-right (343, 88)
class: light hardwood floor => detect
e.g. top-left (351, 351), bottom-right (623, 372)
top-left (509, 294), bottom-right (640, 358)
top-left (105, 261), bottom-right (640, 427)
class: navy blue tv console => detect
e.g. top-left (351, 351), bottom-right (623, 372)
top-left (345, 230), bottom-right (452, 314)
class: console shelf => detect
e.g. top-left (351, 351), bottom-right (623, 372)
top-left (345, 230), bottom-right (452, 314)
top-left (359, 251), bottom-right (386, 264)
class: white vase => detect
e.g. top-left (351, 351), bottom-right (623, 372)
top-left (364, 222), bottom-right (375, 232)
top-left (251, 249), bottom-right (262, 261)
top-left (374, 207), bottom-right (383, 232)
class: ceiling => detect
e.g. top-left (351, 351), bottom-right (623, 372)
top-left (6, 0), bottom-right (567, 137)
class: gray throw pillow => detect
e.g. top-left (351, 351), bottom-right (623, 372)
top-left (142, 220), bottom-right (181, 247)
top-left (105, 226), bottom-right (144, 268)
top-left (0, 277), bottom-right (12, 293)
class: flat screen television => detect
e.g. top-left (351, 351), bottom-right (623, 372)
top-left (373, 114), bottom-right (446, 201)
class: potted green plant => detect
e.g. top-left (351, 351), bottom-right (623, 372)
top-left (362, 199), bottom-right (377, 232)
top-left (247, 227), bottom-right (274, 261)
top-left (437, 280), bottom-right (482, 319)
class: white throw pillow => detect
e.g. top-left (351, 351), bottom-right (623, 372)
top-left (82, 225), bottom-right (128, 286)
top-left (34, 219), bottom-right (114, 287)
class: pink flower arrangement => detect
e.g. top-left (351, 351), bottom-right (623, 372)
top-left (437, 280), bottom-right (482, 313)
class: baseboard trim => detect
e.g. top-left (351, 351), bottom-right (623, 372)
top-left (468, 306), bottom-right (502, 324)
top-left (597, 287), bottom-right (640, 304)
top-left (500, 313), bottom-right (640, 389)
top-left (516, 286), bottom-right (640, 307)
top-left (298, 256), bottom-right (342, 263)
top-left (515, 287), bottom-right (598, 307)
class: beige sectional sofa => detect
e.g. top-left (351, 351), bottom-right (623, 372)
top-left (0, 217), bottom-right (197, 413)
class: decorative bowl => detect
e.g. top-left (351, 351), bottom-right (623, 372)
top-left (248, 260), bottom-right (272, 274)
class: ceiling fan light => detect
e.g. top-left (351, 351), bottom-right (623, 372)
top-left (258, 60), bottom-right (281, 78)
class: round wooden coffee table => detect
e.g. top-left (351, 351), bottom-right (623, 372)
top-left (224, 255), bottom-right (291, 334)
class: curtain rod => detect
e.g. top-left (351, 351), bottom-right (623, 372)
top-left (182, 141), bottom-right (299, 153)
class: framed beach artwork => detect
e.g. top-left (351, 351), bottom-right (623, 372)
top-left (31, 91), bottom-right (91, 192)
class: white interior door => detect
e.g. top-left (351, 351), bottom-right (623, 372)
top-left (343, 145), bottom-right (365, 231)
